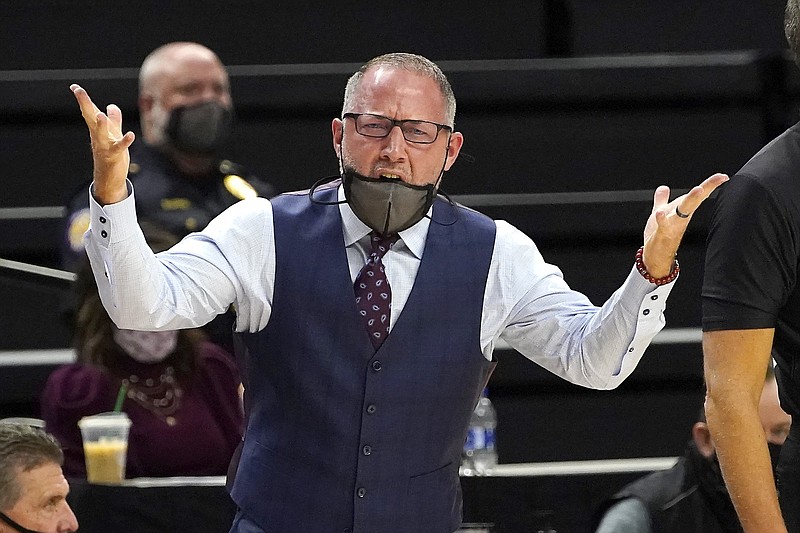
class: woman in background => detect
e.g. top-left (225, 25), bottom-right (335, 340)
top-left (41, 224), bottom-right (243, 478)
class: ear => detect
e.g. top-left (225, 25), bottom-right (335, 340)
top-left (443, 131), bottom-right (464, 172)
top-left (139, 93), bottom-right (155, 116)
top-left (332, 118), bottom-right (343, 159)
top-left (692, 421), bottom-right (716, 458)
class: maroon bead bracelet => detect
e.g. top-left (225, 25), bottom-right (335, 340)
top-left (635, 246), bottom-right (680, 286)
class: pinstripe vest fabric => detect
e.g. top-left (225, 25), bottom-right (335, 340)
top-left (231, 185), bottom-right (496, 533)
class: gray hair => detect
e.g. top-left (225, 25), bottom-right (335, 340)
top-left (342, 53), bottom-right (457, 127)
top-left (787, 0), bottom-right (800, 68)
top-left (0, 424), bottom-right (63, 511)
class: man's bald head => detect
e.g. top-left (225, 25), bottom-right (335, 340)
top-left (137, 42), bottom-right (232, 149)
top-left (138, 42), bottom-right (226, 96)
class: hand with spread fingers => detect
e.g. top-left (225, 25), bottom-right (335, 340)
top-left (640, 173), bottom-right (729, 279)
top-left (70, 84), bottom-right (136, 205)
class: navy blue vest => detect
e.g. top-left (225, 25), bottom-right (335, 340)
top-left (231, 187), bottom-right (496, 533)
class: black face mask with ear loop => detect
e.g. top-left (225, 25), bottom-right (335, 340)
top-left (164, 101), bottom-right (233, 155)
top-left (312, 131), bottom-right (454, 235)
top-left (0, 511), bottom-right (43, 533)
top-left (342, 169), bottom-right (438, 235)
top-left (768, 441), bottom-right (783, 473)
top-left (307, 169), bottom-right (463, 234)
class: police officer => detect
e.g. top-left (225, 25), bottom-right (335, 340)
top-left (63, 42), bottom-right (274, 352)
top-left (63, 41), bottom-right (274, 269)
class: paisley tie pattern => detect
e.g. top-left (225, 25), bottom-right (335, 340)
top-left (354, 233), bottom-right (398, 349)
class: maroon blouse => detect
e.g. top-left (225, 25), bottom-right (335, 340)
top-left (40, 342), bottom-right (244, 479)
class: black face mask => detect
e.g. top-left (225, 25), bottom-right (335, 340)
top-left (0, 510), bottom-right (42, 533)
top-left (768, 441), bottom-right (783, 473)
top-left (689, 444), bottom-right (741, 531)
top-left (324, 129), bottom-right (453, 235)
top-left (342, 168), bottom-right (437, 235)
top-left (707, 443), bottom-right (783, 482)
top-left (164, 101), bottom-right (233, 155)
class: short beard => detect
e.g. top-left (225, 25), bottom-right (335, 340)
top-left (339, 151), bottom-right (363, 177)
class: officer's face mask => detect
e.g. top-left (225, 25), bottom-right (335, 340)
top-left (342, 168), bottom-right (437, 235)
top-left (164, 101), bottom-right (233, 155)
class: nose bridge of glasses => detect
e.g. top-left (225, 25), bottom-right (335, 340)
top-left (369, 116), bottom-right (412, 145)
top-left (381, 122), bottom-right (409, 154)
top-left (371, 116), bottom-right (407, 139)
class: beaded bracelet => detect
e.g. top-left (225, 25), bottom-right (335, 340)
top-left (635, 246), bottom-right (680, 286)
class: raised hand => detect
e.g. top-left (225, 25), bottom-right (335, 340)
top-left (641, 173), bottom-right (729, 278)
top-left (70, 84), bottom-right (135, 205)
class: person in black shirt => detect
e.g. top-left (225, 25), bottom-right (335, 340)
top-left (702, 2), bottom-right (800, 531)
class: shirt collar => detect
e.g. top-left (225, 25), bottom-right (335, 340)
top-left (337, 185), bottom-right (429, 259)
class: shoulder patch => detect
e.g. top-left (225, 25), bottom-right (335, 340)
top-left (67, 208), bottom-right (91, 252)
top-left (224, 174), bottom-right (258, 200)
top-left (161, 198), bottom-right (192, 210)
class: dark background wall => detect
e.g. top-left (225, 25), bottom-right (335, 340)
top-left (0, 1), bottom-right (794, 529)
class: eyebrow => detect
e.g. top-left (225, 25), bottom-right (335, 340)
top-left (41, 484), bottom-right (69, 506)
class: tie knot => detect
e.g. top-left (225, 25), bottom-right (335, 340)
top-left (370, 233), bottom-right (397, 259)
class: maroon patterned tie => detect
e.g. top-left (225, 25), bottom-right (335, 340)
top-left (354, 233), bottom-right (398, 349)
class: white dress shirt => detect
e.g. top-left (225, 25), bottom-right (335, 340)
top-left (86, 184), bottom-right (673, 390)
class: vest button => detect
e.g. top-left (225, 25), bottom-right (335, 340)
top-left (642, 309), bottom-right (650, 316)
top-left (371, 360), bottom-right (382, 371)
top-left (366, 404), bottom-right (376, 414)
top-left (357, 487), bottom-right (366, 498)
top-left (362, 445), bottom-right (372, 456)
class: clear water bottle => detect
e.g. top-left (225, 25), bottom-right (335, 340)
top-left (462, 388), bottom-right (497, 475)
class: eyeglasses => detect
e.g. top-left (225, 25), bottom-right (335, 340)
top-left (343, 113), bottom-right (452, 144)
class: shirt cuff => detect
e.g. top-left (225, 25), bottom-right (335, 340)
top-left (620, 264), bottom-right (676, 311)
top-left (88, 180), bottom-right (138, 247)
top-left (607, 266), bottom-right (674, 384)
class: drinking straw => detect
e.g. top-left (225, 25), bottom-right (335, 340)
top-left (113, 383), bottom-right (127, 413)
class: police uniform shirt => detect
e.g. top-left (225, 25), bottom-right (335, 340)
top-left (63, 142), bottom-right (275, 270)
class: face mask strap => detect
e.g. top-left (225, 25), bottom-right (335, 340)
top-left (423, 132), bottom-right (461, 228)
top-left (0, 510), bottom-right (41, 533)
top-left (308, 175), bottom-right (347, 206)
top-left (307, 145), bottom-right (352, 206)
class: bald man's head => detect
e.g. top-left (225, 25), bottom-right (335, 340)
top-left (137, 42), bottom-right (232, 150)
top-left (139, 42), bottom-right (226, 96)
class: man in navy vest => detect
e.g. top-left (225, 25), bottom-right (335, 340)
top-left (69, 53), bottom-right (726, 533)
